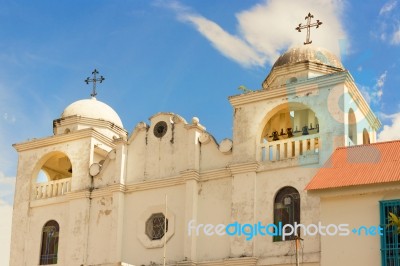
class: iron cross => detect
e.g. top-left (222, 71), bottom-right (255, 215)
top-left (85, 69), bottom-right (105, 98)
top-left (295, 12), bottom-right (322, 45)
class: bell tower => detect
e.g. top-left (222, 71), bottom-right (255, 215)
top-left (10, 73), bottom-right (128, 265)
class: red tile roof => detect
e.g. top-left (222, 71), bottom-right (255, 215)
top-left (305, 140), bottom-right (400, 190)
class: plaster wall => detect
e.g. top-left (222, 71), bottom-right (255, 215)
top-left (319, 188), bottom-right (400, 266)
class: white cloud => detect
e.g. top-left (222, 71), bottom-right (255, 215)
top-left (359, 71), bottom-right (388, 105)
top-left (0, 200), bottom-right (12, 266)
top-left (161, 0), bottom-right (348, 68)
top-left (180, 14), bottom-right (266, 67)
top-left (380, 0), bottom-right (397, 15)
top-left (391, 27), bottom-right (400, 44)
top-left (375, 1), bottom-right (400, 45)
top-left (378, 112), bottom-right (400, 141)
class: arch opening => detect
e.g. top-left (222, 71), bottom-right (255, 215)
top-left (273, 186), bottom-right (300, 242)
top-left (261, 104), bottom-right (319, 143)
top-left (36, 152), bottom-right (72, 183)
top-left (348, 108), bottom-right (357, 145)
top-left (40, 220), bottom-right (60, 265)
top-left (363, 128), bottom-right (370, 145)
top-left (33, 152), bottom-right (72, 200)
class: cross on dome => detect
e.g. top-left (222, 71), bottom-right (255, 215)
top-left (295, 12), bottom-right (323, 45)
top-left (84, 69), bottom-right (105, 98)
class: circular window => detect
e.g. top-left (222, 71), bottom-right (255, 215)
top-left (146, 213), bottom-right (168, 240)
top-left (153, 121), bottom-right (168, 138)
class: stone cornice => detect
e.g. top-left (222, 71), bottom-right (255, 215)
top-left (344, 75), bottom-right (382, 130)
top-left (91, 184), bottom-right (126, 198)
top-left (53, 115), bottom-right (128, 137)
top-left (263, 62), bottom-right (344, 89)
top-left (181, 169), bottom-right (200, 182)
top-left (228, 162), bottom-right (260, 175)
top-left (125, 175), bottom-right (184, 192)
top-left (200, 168), bottom-right (231, 181)
top-left (13, 128), bottom-right (116, 152)
top-left (185, 257), bottom-right (258, 266)
top-left (29, 167), bottom-right (233, 204)
top-left (229, 71), bottom-right (348, 107)
top-left (66, 190), bottom-right (91, 201)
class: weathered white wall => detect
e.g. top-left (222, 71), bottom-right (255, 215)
top-left (317, 188), bottom-right (400, 266)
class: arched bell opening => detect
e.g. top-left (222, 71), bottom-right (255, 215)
top-left (261, 104), bottom-right (319, 143)
top-left (258, 103), bottom-right (320, 162)
top-left (36, 152), bottom-right (72, 182)
top-left (33, 152), bottom-right (72, 200)
top-left (363, 128), bottom-right (370, 145)
top-left (348, 108), bottom-right (357, 145)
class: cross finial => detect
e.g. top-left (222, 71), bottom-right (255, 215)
top-left (84, 69), bottom-right (105, 98)
top-left (295, 12), bottom-right (322, 45)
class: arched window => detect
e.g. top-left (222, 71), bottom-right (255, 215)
top-left (273, 187), bottom-right (300, 241)
top-left (40, 220), bottom-right (59, 265)
top-left (348, 108), bottom-right (357, 145)
top-left (363, 128), bottom-right (370, 145)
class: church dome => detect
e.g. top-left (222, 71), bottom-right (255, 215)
top-left (272, 45), bottom-right (344, 70)
top-left (61, 98), bottom-right (123, 128)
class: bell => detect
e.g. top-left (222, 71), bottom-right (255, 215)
top-left (302, 125), bottom-right (309, 135)
top-left (272, 130), bottom-right (280, 141)
top-left (287, 128), bottom-right (293, 138)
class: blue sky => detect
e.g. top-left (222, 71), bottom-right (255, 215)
top-left (0, 0), bottom-right (399, 264)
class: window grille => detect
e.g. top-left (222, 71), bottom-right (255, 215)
top-left (273, 186), bottom-right (300, 242)
top-left (146, 213), bottom-right (168, 240)
top-left (380, 200), bottom-right (400, 266)
top-left (40, 220), bottom-right (59, 265)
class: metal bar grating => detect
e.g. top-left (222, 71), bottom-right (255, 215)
top-left (380, 199), bottom-right (400, 266)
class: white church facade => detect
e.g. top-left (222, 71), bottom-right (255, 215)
top-left (9, 44), bottom-right (400, 266)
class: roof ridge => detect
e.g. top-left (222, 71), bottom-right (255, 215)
top-left (335, 140), bottom-right (400, 150)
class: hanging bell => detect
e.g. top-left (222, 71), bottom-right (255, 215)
top-left (302, 125), bottom-right (309, 135)
top-left (272, 130), bottom-right (280, 141)
top-left (287, 128), bottom-right (293, 138)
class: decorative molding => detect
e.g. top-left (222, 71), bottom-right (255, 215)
top-left (258, 154), bottom-right (320, 172)
top-left (262, 61), bottom-right (343, 89)
top-left (127, 121), bottom-right (149, 144)
top-left (66, 190), bottom-right (91, 201)
top-left (229, 71), bottom-right (348, 107)
top-left (29, 167), bottom-right (232, 204)
top-left (53, 115), bottom-right (128, 137)
top-left (184, 257), bottom-right (258, 266)
top-left (200, 168), bottom-right (231, 181)
top-left (228, 162), bottom-right (260, 175)
top-left (181, 170), bottom-right (200, 182)
top-left (177, 261), bottom-right (198, 266)
top-left (344, 77), bottom-right (382, 131)
top-left (13, 128), bottom-right (116, 152)
top-left (126, 176), bottom-right (185, 192)
top-left (90, 184), bottom-right (126, 198)
top-left (223, 257), bottom-right (258, 266)
top-left (30, 194), bottom-right (69, 208)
